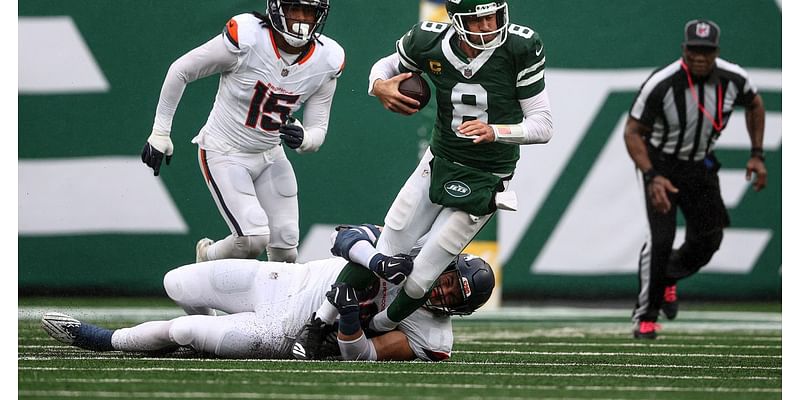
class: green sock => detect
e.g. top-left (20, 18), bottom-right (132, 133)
top-left (336, 261), bottom-right (377, 290)
top-left (386, 287), bottom-right (430, 322)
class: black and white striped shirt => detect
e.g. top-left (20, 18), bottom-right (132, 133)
top-left (629, 57), bottom-right (757, 161)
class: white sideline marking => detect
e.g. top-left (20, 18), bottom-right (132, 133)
top-left (19, 363), bottom-right (780, 373)
top-left (18, 371), bottom-right (779, 382)
top-left (18, 384), bottom-right (781, 398)
top-left (17, 353), bottom-right (782, 370)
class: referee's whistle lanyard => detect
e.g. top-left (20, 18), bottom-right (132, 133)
top-left (681, 60), bottom-right (724, 132)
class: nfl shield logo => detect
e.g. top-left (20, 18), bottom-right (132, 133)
top-left (696, 22), bottom-right (711, 38)
top-left (464, 68), bottom-right (473, 78)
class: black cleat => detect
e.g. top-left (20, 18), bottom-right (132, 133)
top-left (661, 285), bottom-right (679, 320)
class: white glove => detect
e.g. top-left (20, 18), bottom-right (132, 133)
top-left (141, 129), bottom-right (174, 176)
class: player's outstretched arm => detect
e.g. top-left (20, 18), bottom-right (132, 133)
top-left (327, 283), bottom-right (415, 361)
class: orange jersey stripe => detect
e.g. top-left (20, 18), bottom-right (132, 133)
top-left (297, 42), bottom-right (316, 65)
top-left (225, 19), bottom-right (239, 47)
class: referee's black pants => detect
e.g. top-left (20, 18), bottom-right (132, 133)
top-left (632, 153), bottom-right (730, 322)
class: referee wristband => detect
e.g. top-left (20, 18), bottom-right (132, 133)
top-left (643, 168), bottom-right (660, 185)
top-left (750, 147), bottom-right (765, 161)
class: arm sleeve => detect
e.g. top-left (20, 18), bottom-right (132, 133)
top-left (367, 53), bottom-right (403, 96)
top-left (338, 333), bottom-right (378, 361)
top-left (493, 90), bottom-right (554, 145)
top-left (152, 35), bottom-right (239, 134)
top-left (296, 77), bottom-right (337, 153)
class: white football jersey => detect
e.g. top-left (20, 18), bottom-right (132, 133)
top-left (371, 281), bottom-right (454, 361)
top-left (194, 13), bottom-right (345, 153)
top-left (262, 257), bottom-right (453, 361)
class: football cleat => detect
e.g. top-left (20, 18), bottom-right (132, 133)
top-left (661, 285), bottom-right (679, 320)
top-left (196, 238), bottom-right (214, 263)
top-left (41, 312), bottom-right (115, 351)
top-left (633, 320), bottom-right (661, 340)
top-left (292, 313), bottom-right (338, 360)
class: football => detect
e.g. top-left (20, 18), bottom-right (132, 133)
top-left (398, 73), bottom-right (431, 110)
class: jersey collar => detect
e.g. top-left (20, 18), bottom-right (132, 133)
top-left (441, 28), bottom-right (496, 79)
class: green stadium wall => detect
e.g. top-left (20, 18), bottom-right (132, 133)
top-left (19, 0), bottom-right (781, 300)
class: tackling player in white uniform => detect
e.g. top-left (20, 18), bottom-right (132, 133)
top-left (40, 226), bottom-right (495, 361)
top-left (141, 0), bottom-right (345, 263)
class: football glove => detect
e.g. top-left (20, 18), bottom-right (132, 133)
top-left (370, 253), bottom-right (414, 285)
top-left (330, 224), bottom-right (382, 260)
top-left (141, 129), bottom-right (173, 176)
top-left (326, 283), bottom-right (360, 316)
top-left (279, 117), bottom-right (305, 149)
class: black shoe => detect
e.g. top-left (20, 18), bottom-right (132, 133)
top-left (292, 313), bottom-right (338, 360)
top-left (41, 312), bottom-right (114, 351)
top-left (661, 285), bottom-right (679, 320)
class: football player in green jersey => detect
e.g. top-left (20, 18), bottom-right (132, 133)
top-left (300, 0), bottom-right (553, 347)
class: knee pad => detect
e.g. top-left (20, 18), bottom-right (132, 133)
top-left (168, 317), bottom-right (196, 347)
top-left (231, 235), bottom-right (269, 259)
top-left (163, 269), bottom-right (186, 302)
top-left (270, 220), bottom-right (299, 249)
top-left (268, 247), bottom-right (297, 263)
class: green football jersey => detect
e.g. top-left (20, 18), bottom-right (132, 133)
top-left (396, 20), bottom-right (546, 174)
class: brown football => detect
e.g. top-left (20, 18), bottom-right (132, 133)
top-left (398, 73), bottom-right (431, 110)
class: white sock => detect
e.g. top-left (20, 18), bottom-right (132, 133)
top-left (110, 321), bottom-right (175, 352)
top-left (349, 241), bottom-right (380, 267)
top-left (369, 310), bottom-right (400, 332)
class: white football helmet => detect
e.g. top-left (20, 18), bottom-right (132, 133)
top-left (446, 0), bottom-right (509, 50)
top-left (267, 0), bottom-right (330, 48)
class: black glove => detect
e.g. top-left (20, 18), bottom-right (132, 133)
top-left (279, 117), bottom-right (304, 149)
top-left (326, 283), bottom-right (360, 316)
top-left (370, 254), bottom-right (414, 285)
top-left (141, 130), bottom-right (174, 176)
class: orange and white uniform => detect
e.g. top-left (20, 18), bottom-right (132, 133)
top-left (151, 13), bottom-right (345, 251)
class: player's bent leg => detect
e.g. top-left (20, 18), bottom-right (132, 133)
top-left (378, 177), bottom-right (441, 255)
top-left (405, 209), bottom-right (492, 299)
top-left (256, 150), bottom-right (300, 263)
top-left (164, 259), bottom-right (266, 315)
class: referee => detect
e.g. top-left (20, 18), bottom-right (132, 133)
top-left (623, 19), bottom-right (767, 339)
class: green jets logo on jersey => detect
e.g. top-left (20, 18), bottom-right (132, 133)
top-left (445, 181), bottom-right (471, 197)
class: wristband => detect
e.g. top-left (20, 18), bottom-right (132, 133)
top-left (643, 168), bottom-right (659, 185)
top-left (750, 147), bottom-right (765, 161)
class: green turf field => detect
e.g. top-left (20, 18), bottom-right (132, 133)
top-left (18, 300), bottom-right (781, 399)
